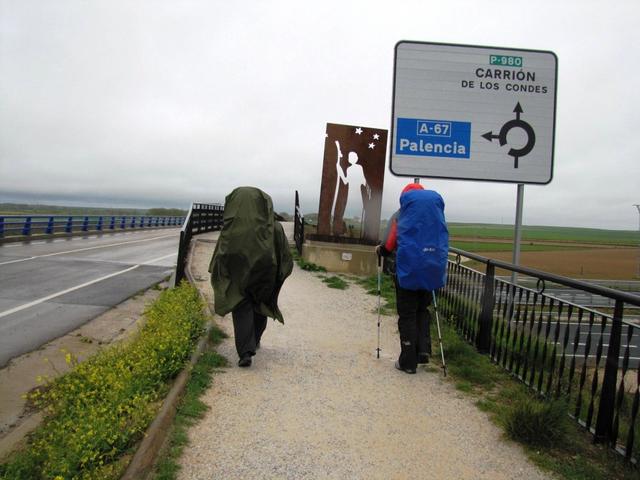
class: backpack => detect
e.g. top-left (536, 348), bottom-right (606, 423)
top-left (396, 189), bottom-right (449, 291)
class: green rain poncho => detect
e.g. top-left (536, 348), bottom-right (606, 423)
top-left (209, 187), bottom-right (293, 323)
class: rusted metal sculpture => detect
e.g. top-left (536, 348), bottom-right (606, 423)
top-left (317, 123), bottom-right (388, 243)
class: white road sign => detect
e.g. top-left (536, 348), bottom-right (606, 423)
top-left (390, 41), bottom-right (557, 184)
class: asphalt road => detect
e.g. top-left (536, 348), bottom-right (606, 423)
top-left (0, 229), bottom-right (180, 367)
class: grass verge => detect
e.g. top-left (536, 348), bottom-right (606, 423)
top-left (356, 273), bottom-right (396, 315)
top-left (291, 249), bottom-right (326, 272)
top-left (360, 274), bottom-right (638, 480)
top-left (153, 326), bottom-right (229, 480)
top-left (321, 276), bottom-right (349, 290)
top-left (0, 282), bottom-right (206, 480)
top-left (437, 323), bottom-right (638, 479)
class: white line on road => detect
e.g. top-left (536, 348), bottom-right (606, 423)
top-left (143, 253), bottom-right (176, 264)
top-left (0, 234), bottom-right (175, 266)
top-left (0, 265), bottom-right (140, 319)
top-left (0, 252), bottom-right (176, 319)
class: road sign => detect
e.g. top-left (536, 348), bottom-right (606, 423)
top-left (390, 41), bottom-right (557, 184)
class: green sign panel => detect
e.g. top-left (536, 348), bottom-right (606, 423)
top-left (490, 55), bottom-right (523, 67)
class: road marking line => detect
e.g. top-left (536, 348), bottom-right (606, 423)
top-left (0, 265), bottom-right (140, 319)
top-left (144, 253), bottom-right (176, 264)
top-left (0, 256), bottom-right (37, 266)
top-left (0, 234), bottom-right (175, 266)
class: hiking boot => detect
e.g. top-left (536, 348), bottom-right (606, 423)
top-left (418, 354), bottom-right (430, 365)
top-left (238, 356), bottom-right (252, 367)
top-left (395, 360), bottom-right (416, 374)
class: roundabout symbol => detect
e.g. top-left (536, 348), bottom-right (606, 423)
top-left (482, 102), bottom-right (536, 169)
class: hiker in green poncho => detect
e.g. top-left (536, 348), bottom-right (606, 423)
top-left (209, 187), bottom-right (293, 367)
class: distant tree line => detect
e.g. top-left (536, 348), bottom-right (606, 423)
top-left (0, 203), bottom-right (187, 217)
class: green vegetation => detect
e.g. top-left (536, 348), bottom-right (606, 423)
top-left (0, 282), bottom-right (206, 480)
top-left (321, 276), bottom-right (349, 290)
top-left (153, 326), bottom-right (228, 480)
top-left (450, 240), bottom-right (586, 253)
top-left (356, 274), bottom-right (396, 315)
top-left (147, 208), bottom-right (188, 217)
top-left (0, 203), bottom-right (186, 217)
top-left (291, 249), bottom-right (327, 272)
top-left (435, 321), bottom-right (637, 479)
top-left (504, 394), bottom-right (570, 447)
top-left (448, 223), bottom-right (638, 246)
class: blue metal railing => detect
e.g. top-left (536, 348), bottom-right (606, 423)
top-left (0, 215), bottom-right (185, 240)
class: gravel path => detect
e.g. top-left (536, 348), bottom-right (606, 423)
top-left (179, 234), bottom-right (551, 479)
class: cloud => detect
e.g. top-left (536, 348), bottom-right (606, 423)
top-left (1, 0), bottom-right (638, 230)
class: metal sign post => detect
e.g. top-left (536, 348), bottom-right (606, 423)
top-left (634, 204), bottom-right (640, 278)
top-left (511, 183), bottom-right (525, 286)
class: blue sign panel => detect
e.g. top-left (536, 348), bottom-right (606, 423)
top-left (395, 117), bottom-right (471, 159)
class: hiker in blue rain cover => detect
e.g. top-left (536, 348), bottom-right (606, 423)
top-left (209, 187), bottom-right (293, 367)
top-left (376, 183), bottom-right (449, 374)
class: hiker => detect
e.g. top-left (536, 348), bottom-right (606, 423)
top-left (209, 186), bottom-right (293, 367)
top-left (376, 183), bottom-right (449, 374)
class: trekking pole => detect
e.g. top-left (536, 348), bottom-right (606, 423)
top-left (376, 253), bottom-right (382, 359)
top-left (431, 291), bottom-right (447, 376)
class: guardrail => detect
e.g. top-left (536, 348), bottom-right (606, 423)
top-left (0, 214), bottom-right (184, 241)
top-left (174, 203), bottom-right (224, 286)
top-left (440, 247), bottom-right (640, 462)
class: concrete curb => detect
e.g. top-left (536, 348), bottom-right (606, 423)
top-left (121, 236), bottom-right (216, 480)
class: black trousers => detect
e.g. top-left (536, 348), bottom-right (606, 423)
top-left (231, 300), bottom-right (268, 358)
top-left (395, 280), bottom-right (432, 370)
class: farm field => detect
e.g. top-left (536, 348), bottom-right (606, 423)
top-left (448, 223), bottom-right (638, 246)
top-left (474, 248), bottom-right (638, 280)
top-left (449, 224), bottom-right (639, 280)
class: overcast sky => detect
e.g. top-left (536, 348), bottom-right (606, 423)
top-left (1, 0), bottom-right (638, 230)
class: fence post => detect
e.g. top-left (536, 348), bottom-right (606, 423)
top-left (22, 217), bottom-right (32, 236)
top-left (82, 216), bottom-right (89, 232)
top-left (46, 216), bottom-right (55, 234)
top-left (0, 216), bottom-right (4, 237)
top-left (97, 216), bottom-right (103, 231)
top-left (476, 261), bottom-right (496, 353)
top-left (594, 299), bottom-right (624, 444)
top-left (175, 230), bottom-right (186, 286)
top-left (65, 216), bottom-right (73, 233)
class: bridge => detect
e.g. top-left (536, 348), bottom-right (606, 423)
top-left (1, 202), bottom-right (639, 476)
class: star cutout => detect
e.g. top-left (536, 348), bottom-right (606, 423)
top-left (373, 133), bottom-right (380, 140)
top-left (355, 127), bottom-right (363, 135)
top-left (325, 133), bottom-right (328, 138)
top-left (368, 143), bottom-right (375, 149)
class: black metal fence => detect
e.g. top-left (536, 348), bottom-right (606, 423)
top-left (294, 191), bottom-right (304, 255)
top-left (440, 247), bottom-right (640, 462)
top-left (174, 203), bottom-right (224, 285)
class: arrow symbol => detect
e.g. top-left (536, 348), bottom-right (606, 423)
top-left (482, 131), bottom-right (499, 142)
top-left (514, 102), bottom-right (523, 120)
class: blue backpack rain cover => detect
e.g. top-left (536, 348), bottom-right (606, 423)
top-left (396, 189), bottom-right (449, 291)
